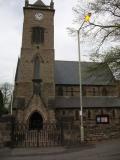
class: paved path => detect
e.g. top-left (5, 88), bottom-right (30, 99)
top-left (0, 138), bottom-right (120, 160)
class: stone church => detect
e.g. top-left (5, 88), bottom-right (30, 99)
top-left (13, 0), bottom-right (120, 141)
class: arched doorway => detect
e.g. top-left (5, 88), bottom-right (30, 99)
top-left (29, 112), bottom-right (43, 130)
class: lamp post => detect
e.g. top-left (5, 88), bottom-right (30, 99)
top-left (77, 13), bottom-right (91, 143)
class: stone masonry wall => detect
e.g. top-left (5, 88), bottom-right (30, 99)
top-left (85, 123), bottom-right (120, 142)
top-left (0, 116), bottom-right (12, 147)
top-left (55, 108), bottom-right (120, 143)
top-left (55, 85), bottom-right (118, 97)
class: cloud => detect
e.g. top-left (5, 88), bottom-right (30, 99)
top-left (0, 0), bottom-right (24, 83)
top-left (0, 0), bottom-right (84, 83)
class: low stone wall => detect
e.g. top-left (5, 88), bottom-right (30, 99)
top-left (0, 116), bottom-right (120, 147)
top-left (0, 116), bottom-right (12, 147)
top-left (85, 124), bottom-right (120, 143)
top-left (61, 121), bottom-right (120, 145)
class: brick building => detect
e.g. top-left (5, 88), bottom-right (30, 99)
top-left (12, 0), bottom-right (120, 143)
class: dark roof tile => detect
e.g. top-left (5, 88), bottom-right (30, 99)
top-left (49, 97), bottom-right (120, 109)
top-left (54, 61), bottom-right (115, 85)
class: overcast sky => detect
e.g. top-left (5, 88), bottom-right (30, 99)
top-left (0, 0), bottom-right (92, 84)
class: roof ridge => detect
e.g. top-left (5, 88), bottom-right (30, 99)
top-left (55, 60), bottom-right (102, 63)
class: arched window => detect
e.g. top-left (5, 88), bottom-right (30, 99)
top-left (29, 112), bottom-right (43, 130)
top-left (102, 88), bottom-right (107, 96)
top-left (113, 109), bottom-right (116, 118)
top-left (34, 56), bottom-right (40, 79)
top-left (75, 110), bottom-right (79, 120)
top-left (93, 88), bottom-right (96, 96)
top-left (71, 87), bottom-right (73, 96)
top-left (88, 110), bottom-right (91, 119)
top-left (32, 27), bottom-right (44, 44)
top-left (58, 87), bottom-right (63, 96)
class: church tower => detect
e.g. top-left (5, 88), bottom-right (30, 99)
top-left (13, 0), bottom-right (55, 126)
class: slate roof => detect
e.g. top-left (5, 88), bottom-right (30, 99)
top-left (54, 61), bottom-right (115, 85)
top-left (49, 97), bottom-right (120, 109)
top-left (33, 0), bottom-right (46, 6)
top-left (15, 60), bottom-right (115, 85)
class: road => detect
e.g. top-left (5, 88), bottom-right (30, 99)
top-left (1, 138), bottom-right (120, 160)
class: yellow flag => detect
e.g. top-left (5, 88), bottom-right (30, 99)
top-left (85, 13), bottom-right (91, 22)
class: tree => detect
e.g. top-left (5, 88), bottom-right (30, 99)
top-left (0, 83), bottom-right (13, 112)
top-left (90, 47), bottom-right (120, 79)
top-left (89, 0), bottom-right (120, 51)
top-left (0, 90), bottom-right (9, 115)
top-left (70, 0), bottom-right (120, 52)
top-left (69, 0), bottom-right (120, 77)
top-left (0, 90), bottom-right (4, 115)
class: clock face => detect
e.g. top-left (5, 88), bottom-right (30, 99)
top-left (35, 13), bottom-right (44, 21)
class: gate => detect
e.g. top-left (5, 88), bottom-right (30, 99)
top-left (11, 122), bottom-right (63, 147)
